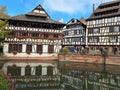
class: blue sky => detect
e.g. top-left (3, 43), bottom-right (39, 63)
top-left (0, 0), bottom-right (113, 23)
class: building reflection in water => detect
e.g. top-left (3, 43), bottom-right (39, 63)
top-left (60, 62), bottom-right (120, 90)
top-left (3, 61), bottom-right (120, 90)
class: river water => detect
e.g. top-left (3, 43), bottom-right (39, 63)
top-left (9, 62), bottom-right (120, 90)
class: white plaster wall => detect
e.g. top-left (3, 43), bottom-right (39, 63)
top-left (21, 67), bottom-right (25, 76)
top-left (42, 67), bottom-right (47, 75)
top-left (43, 45), bottom-right (48, 53)
top-left (54, 45), bottom-right (62, 53)
top-left (4, 52), bottom-right (57, 57)
top-left (3, 43), bottom-right (9, 54)
top-left (4, 43), bottom-right (58, 57)
top-left (53, 67), bottom-right (58, 75)
top-left (31, 67), bottom-right (36, 75)
top-left (22, 44), bottom-right (26, 52)
top-left (32, 45), bottom-right (36, 53)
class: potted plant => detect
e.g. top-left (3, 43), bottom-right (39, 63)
top-left (12, 51), bottom-right (17, 55)
top-left (48, 35), bottom-right (54, 40)
top-left (16, 36), bottom-right (24, 39)
top-left (38, 51), bottom-right (42, 54)
top-left (26, 51), bottom-right (31, 55)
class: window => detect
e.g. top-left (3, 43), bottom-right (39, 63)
top-left (36, 65), bottom-right (42, 75)
top-left (96, 20), bottom-right (98, 24)
top-left (114, 26), bottom-right (119, 32)
top-left (26, 45), bottom-right (32, 52)
top-left (110, 36), bottom-right (117, 43)
top-left (54, 34), bottom-right (58, 38)
top-left (8, 44), bottom-right (22, 53)
top-left (89, 37), bottom-right (98, 43)
top-left (93, 28), bottom-right (99, 33)
top-left (117, 17), bottom-right (120, 21)
top-left (98, 19), bottom-right (102, 24)
top-left (108, 18), bottom-right (112, 22)
top-left (89, 21), bottom-right (93, 25)
top-left (74, 30), bottom-right (77, 35)
top-left (48, 45), bottom-right (54, 53)
top-left (44, 34), bottom-right (49, 38)
top-left (109, 27), bottom-right (114, 33)
top-left (88, 29), bottom-right (93, 34)
top-left (32, 33), bottom-right (39, 37)
top-left (37, 45), bottom-right (42, 53)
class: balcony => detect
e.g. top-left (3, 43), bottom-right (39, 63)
top-left (5, 26), bottom-right (62, 33)
top-left (5, 35), bottom-right (62, 45)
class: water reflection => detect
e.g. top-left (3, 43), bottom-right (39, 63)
top-left (6, 62), bottom-right (120, 90)
top-left (60, 62), bottom-right (120, 90)
top-left (12, 76), bottom-right (60, 90)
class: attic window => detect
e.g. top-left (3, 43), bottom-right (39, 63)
top-left (99, 3), bottom-right (119, 9)
top-left (33, 10), bottom-right (45, 14)
top-left (33, 10), bottom-right (40, 13)
top-left (95, 9), bottom-right (118, 16)
top-left (40, 11), bottom-right (45, 14)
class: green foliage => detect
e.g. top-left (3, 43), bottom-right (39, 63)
top-left (60, 47), bottom-right (69, 60)
top-left (102, 49), bottom-right (108, 58)
top-left (60, 47), bottom-right (68, 55)
top-left (0, 6), bottom-right (10, 18)
top-left (0, 70), bottom-right (10, 90)
top-left (0, 20), bottom-right (12, 42)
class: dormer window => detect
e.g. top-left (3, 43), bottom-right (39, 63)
top-left (33, 10), bottom-right (39, 13)
top-left (33, 10), bottom-right (45, 14)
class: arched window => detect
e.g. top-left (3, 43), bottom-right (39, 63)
top-left (47, 66), bottom-right (53, 76)
top-left (7, 66), bottom-right (12, 75)
top-left (25, 65), bottom-right (31, 76)
top-left (35, 65), bottom-right (42, 76)
top-left (11, 65), bottom-right (17, 76)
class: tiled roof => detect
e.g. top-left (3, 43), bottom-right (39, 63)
top-left (4, 4), bottom-right (64, 25)
top-left (87, 0), bottom-right (120, 20)
top-left (9, 14), bottom-right (64, 24)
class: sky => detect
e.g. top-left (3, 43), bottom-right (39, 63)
top-left (0, 0), bottom-right (114, 23)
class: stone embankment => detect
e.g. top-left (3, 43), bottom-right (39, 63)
top-left (59, 54), bottom-right (120, 65)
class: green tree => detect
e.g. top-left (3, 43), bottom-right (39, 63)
top-left (0, 6), bottom-right (11, 43)
top-left (0, 70), bottom-right (11, 90)
top-left (60, 47), bottom-right (68, 60)
top-left (0, 20), bottom-right (11, 42)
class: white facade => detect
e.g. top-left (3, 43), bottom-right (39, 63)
top-left (3, 43), bottom-right (61, 57)
top-left (2, 62), bottom-right (59, 76)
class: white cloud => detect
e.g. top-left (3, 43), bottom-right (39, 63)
top-left (42, 0), bottom-right (114, 15)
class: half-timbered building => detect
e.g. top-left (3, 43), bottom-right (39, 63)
top-left (86, 0), bottom-right (120, 55)
top-left (1, 5), bottom-right (64, 57)
top-left (63, 18), bottom-right (86, 53)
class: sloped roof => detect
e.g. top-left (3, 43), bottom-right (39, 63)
top-left (87, 0), bottom-right (120, 20)
top-left (9, 14), bottom-right (64, 24)
top-left (6, 5), bottom-right (64, 25)
top-left (26, 4), bottom-right (50, 19)
top-left (80, 17), bottom-right (86, 25)
top-left (65, 18), bottom-right (86, 27)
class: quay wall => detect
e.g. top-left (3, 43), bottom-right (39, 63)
top-left (59, 54), bottom-right (120, 65)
